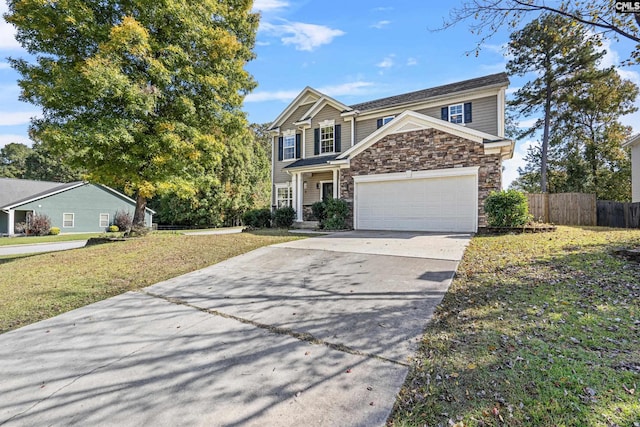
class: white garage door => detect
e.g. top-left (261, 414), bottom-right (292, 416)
top-left (354, 170), bottom-right (478, 232)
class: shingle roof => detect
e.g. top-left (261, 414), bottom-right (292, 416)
top-left (349, 72), bottom-right (509, 112)
top-left (0, 178), bottom-right (83, 209)
top-left (283, 154), bottom-right (340, 169)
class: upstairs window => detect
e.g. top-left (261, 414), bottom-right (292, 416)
top-left (377, 116), bottom-right (395, 129)
top-left (441, 102), bottom-right (472, 124)
top-left (449, 104), bottom-right (463, 124)
top-left (314, 121), bottom-right (341, 155)
top-left (320, 124), bottom-right (334, 153)
top-left (283, 134), bottom-right (295, 160)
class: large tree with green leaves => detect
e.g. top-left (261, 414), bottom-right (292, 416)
top-left (151, 122), bottom-right (271, 226)
top-left (5, 0), bottom-right (258, 228)
top-left (443, 0), bottom-right (640, 64)
top-left (0, 142), bottom-right (32, 178)
top-left (507, 14), bottom-right (607, 193)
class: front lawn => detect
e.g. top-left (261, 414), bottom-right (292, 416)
top-left (0, 231), bottom-right (303, 334)
top-left (390, 226), bottom-right (640, 427)
top-left (0, 233), bottom-right (103, 246)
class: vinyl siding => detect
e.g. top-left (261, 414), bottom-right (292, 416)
top-left (306, 104), bottom-right (351, 157)
top-left (303, 172), bottom-right (333, 205)
top-left (14, 184), bottom-right (152, 232)
top-left (355, 117), bottom-right (380, 144)
top-left (415, 95), bottom-right (498, 136)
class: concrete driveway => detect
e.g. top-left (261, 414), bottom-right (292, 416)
top-left (0, 231), bottom-right (470, 426)
top-left (0, 240), bottom-right (87, 256)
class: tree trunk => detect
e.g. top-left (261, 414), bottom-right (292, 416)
top-left (133, 193), bottom-right (148, 228)
top-left (541, 80), bottom-right (552, 193)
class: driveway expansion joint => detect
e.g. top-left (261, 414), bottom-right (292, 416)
top-left (141, 290), bottom-right (410, 368)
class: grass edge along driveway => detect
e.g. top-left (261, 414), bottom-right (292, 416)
top-left (0, 230), bottom-right (304, 334)
top-left (389, 226), bottom-right (640, 427)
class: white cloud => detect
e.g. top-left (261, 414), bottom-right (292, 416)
top-left (618, 68), bottom-right (640, 86)
top-left (502, 139), bottom-right (536, 189)
top-left (0, 133), bottom-right (32, 149)
top-left (406, 57), bottom-right (417, 66)
top-left (245, 89), bottom-right (301, 103)
top-left (505, 87), bottom-right (520, 95)
top-left (318, 81), bottom-right (374, 97)
top-left (0, 111), bottom-right (40, 126)
top-left (377, 56), bottom-right (394, 69)
top-left (255, 41), bottom-right (271, 46)
top-left (0, 2), bottom-right (21, 50)
top-left (245, 81), bottom-right (374, 103)
top-left (0, 62), bottom-right (11, 70)
top-left (371, 20), bottom-right (390, 29)
top-left (480, 62), bottom-right (507, 73)
top-left (372, 6), bottom-right (393, 12)
top-left (518, 117), bottom-right (539, 128)
top-left (260, 21), bottom-right (345, 51)
top-left (252, 0), bottom-right (289, 11)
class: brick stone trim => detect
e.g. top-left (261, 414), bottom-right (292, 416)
top-left (339, 128), bottom-right (502, 228)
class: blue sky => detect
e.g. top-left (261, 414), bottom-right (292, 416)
top-left (1, 0), bottom-right (639, 187)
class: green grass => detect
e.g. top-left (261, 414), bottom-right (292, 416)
top-left (0, 233), bottom-right (103, 246)
top-left (0, 230), bottom-right (303, 334)
top-left (389, 226), bottom-right (640, 427)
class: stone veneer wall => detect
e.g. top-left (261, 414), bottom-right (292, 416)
top-left (339, 128), bottom-right (502, 228)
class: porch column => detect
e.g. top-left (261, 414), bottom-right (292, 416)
top-left (297, 173), bottom-right (304, 221)
top-left (291, 173), bottom-right (297, 215)
top-left (332, 169), bottom-right (339, 199)
top-left (7, 209), bottom-right (14, 236)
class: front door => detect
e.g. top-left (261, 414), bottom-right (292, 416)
top-left (321, 182), bottom-right (333, 202)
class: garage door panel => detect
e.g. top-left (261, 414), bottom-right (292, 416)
top-left (355, 173), bottom-right (477, 232)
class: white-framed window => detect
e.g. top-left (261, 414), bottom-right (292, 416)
top-left (449, 104), bottom-right (463, 124)
top-left (283, 134), bottom-right (295, 160)
top-left (99, 213), bottom-right (110, 228)
top-left (63, 213), bottom-right (75, 228)
top-left (320, 124), bottom-right (334, 153)
top-left (383, 116), bottom-right (395, 125)
top-left (276, 184), bottom-right (293, 208)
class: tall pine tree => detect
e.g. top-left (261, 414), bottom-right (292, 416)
top-left (507, 13), bottom-right (606, 193)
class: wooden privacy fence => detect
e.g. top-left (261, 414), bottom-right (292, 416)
top-left (526, 193), bottom-right (597, 226)
top-left (597, 201), bottom-right (640, 228)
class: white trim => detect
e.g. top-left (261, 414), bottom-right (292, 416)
top-left (352, 167), bottom-right (479, 232)
top-left (352, 166), bottom-right (480, 184)
top-left (285, 164), bottom-right (342, 173)
top-left (282, 132), bottom-right (296, 161)
top-left (623, 133), bottom-right (640, 148)
top-left (319, 180), bottom-right (333, 200)
top-left (270, 87), bottom-right (323, 129)
top-left (382, 115), bottom-right (395, 125)
top-left (448, 103), bottom-right (464, 124)
top-left (275, 183), bottom-right (293, 209)
top-left (319, 121), bottom-right (336, 154)
top-left (497, 88), bottom-right (505, 138)
top-left (353, 86), bottom-right (506, 121)
top-left (99, 213), bottom-right (110, 228)
top-left (282, 129), bottom-right (296, 137)
top-left (271, 136), bottom-right (275, 206)
top-left (3, 182), bottom-right (85, 210)
top-left (301, 128), bottom-right (306, 159)
top-left (332, 169), bottom-right (339, 198)
top-left (484, 140), bottom-right (515, 160)
top-left (318, 119), bottom-right (335, 127)
top-left (338, 110), bottom-right (511, 160)
top-left (7, 209), bottom-right (14, 235)
top-left (62, 212), bottom-right (75, 228)
top-left (350, 117), bottom-right (355, 147)
top-left (301, 98), bottom-right (351, 123)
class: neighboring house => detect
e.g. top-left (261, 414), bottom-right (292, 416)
top-left (269, 72), bottom-right (514, 232)
top-left (623, 133), bottom-right (640, 202)
top-left (0, 178), bottom-right (154, 235)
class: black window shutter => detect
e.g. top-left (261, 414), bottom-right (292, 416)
top-left (295, 134), bottom-right (301, 159)
top-left (278, 137), bottom-right (283, 161)
top-left (314, 128), bottom-right (320, 155)
top-left (376, 118), bottom-right (383, 129)
top-left (441, 107), bottom-right (448, 121)
top-left (464, 102), bottom-right (472, 123)
top-left (335, 124), bottom-right (341, 152)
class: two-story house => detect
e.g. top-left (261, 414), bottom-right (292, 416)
top-left (269, 72), bottom-right (514, 232)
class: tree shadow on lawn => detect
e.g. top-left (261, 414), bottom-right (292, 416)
top-left (391, 237), bottom-right (640, 426)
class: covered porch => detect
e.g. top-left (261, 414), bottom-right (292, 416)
top-left (284, 157), bottom-right (343, 222)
